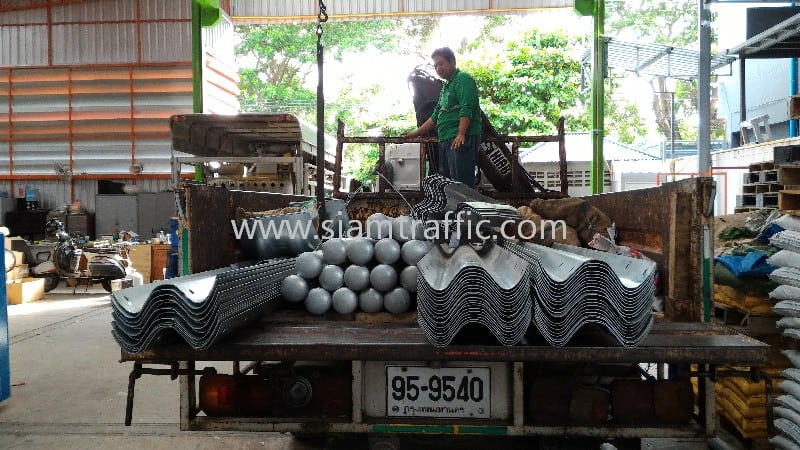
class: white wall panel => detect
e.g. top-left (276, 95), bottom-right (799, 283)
top-left (141, 21), bottom-right (192, 63)
top-left (406, 0), bottom-right (489, 12)
top-left (52, 23), bottom-right (137, 65)
top-left (494, 0), bottom-right (572, 8)
top-left (51, 0), bottom-right (135, 22)
top-left (202, 13), bottom-right (235, 64)
top-left (0, 25), bottom-right (48, 67)
top-left (231, 0), bottom-right (316, 18)
top-left (11, 95), bottom-right (69, 113)
top-left (140, 0), bottom-right (191, 20)
top-left (0, 8), bottom-right (46, 25)
top-left (230, 0), bottom-right (571, 22)
top-left (72, 140), bottom-right (132, 174)
top-left (328, 0), bottom-right (402, 16)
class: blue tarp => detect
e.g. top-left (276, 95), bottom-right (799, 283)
top-left (715, 251), bottom-right (778, 278)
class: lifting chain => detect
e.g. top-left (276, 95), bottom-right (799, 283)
top-left (316, 0), bottom-right (328, 39)
top-left (315, 0), bottom-right (329, 222)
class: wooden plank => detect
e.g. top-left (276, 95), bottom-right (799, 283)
top-left (120, 317), bottom-right (771, 366)
top-left (668, 192), bottom-right (695, 321)
top-left (779, 165), bottom-right (800, 185)
top-left (185, 185), bottom-right (311, 274)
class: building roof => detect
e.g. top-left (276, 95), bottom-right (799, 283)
top-left (520, 132), bottom-right (659, 163)
top-left (585, 38), bottom-right (736, 80)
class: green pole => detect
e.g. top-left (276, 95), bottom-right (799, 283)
top-left (589, 0), bottom-right (605, 194)
top-left (191, 2), bottom-right (203, 183)
top-left (191, 1), bottom-right (203, 115)
top-left (186, 1), bottom-right (203, 275)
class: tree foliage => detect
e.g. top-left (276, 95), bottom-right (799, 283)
top-left (236, 20), bottom-right (408, 114)
top-left (462, 30), bottom-right (589, 135)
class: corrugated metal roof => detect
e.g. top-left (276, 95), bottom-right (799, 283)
top-left (584, 38), bottom-right (736, 80)
top-left (520, 132), bottom-right (659, 163)
top-left (230, 0), bottom-right (573, 22)
top-left (725, 12), bottom-right (800, 59)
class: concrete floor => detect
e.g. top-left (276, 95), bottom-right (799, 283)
top-left (0, 285), bottom-right (321, 450)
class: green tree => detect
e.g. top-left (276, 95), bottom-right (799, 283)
top-left (460, 28), bottom-right (647, 144)
top-left (235, 19), bottom-right (437, 119)
top-left (463, 30), bottom-right (589, 136)
top-left (235, 18), bottom-right (439, 185)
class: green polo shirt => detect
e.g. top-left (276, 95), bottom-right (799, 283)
top-left (430, 69), bottom-right (482, 141)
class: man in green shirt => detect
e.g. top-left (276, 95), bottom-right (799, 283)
top-left (406, 47), bottom-right (482, 188)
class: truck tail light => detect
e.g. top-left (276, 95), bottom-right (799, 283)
top-left (199, 374), bottom-right (238, 416)
top-left (199, 374), bottom-right (273, 417)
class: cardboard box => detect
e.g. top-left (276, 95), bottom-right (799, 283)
top-left (110, 278), bottom-right (133, 291)
top-left (5, 264), bottom-right (28, 282)
top-left (128, 244), bottom-right (152, 284)
top-left (10, 250), bottom-right (24, 266)
top-left (7, 277), bottom-right (45, 304)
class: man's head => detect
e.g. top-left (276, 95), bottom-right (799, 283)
top-left (431, 47), bottom-right (457, 80)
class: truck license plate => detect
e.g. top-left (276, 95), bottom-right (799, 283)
top-left (386, 366), bottom-right (490, 418)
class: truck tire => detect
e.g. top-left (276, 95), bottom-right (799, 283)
top-left (368, 434), bottom-right (401, 450)
top-left (101, 278), bottom-right (113, 293)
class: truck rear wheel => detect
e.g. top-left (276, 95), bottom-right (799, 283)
top-left (368, 434), bottom-right (400, 450)
top-left (101, 278), bottom-right (113, 293)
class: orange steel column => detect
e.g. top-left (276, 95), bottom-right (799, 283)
top-left (68, 67), bottom-right (75, 202)
top-left (6, 69), bottom-right (14, 197)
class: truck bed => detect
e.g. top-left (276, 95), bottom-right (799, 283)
top-left (121, 310), bottom-right (769, 365)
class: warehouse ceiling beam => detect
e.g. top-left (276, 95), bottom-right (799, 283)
top-left (0, 0), bottom-right (86, 13)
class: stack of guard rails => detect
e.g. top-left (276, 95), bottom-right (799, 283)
top-left (500, 240), bottom-right (655, 347)
top-left (442, 201), bottom-right (520, 247)
top-left (416, 242), bottom-right (532, 347)
top-left (412, 174), bottom-right (457, 221)
top-left (111, 258), bottom-right (295, 353)
top-left (412, 175), bottom-right (501, 221)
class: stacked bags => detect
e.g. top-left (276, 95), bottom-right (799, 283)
top-left (768, 220), bottom-right (800, 449)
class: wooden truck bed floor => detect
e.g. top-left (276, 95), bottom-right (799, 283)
top-left (121, 310), bottom-right (770, 365)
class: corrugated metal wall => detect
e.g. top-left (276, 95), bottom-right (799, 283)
top-left (0, 178), bottom-right (172, 212)
top-left (230, 0), bottom-right (572, 22)
top-left (0, 0), bottom-right (240, 214)
top-left (203, 13), bottom-right (239, 114)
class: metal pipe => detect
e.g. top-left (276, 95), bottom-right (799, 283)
top-left (590, 0), bottom-right (605, 194)
top-left (192, 1), bottom-right (204, 182)
top-left (670, 91), bottom-right (675, 159)
top-left (698, 0), bottom-right (711, 175)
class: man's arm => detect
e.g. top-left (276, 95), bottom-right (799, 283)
top-left (405, 117), bottom-right (436, 138)
top-left (453, 74), bottom-right (479, 150)
top-left (452, 117), bottom-right (470, 149)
